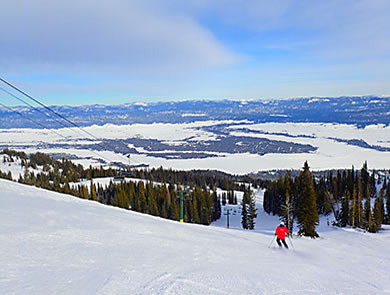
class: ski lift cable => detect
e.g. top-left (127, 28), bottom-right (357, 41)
top-left (0, 102), bottom-right (65, 137)
top-left (0, 78), bottom-right (144, 166)
top-left (0, 87), bottom-right (118, 164)
top-left (0, 86), bottom-right (75, 130)
top-left (0, 101), bottom-right (115, 164)
top-left (0, 77), bottom-right (143, 166)
top-left (0, 77), bottom-right (111, 141)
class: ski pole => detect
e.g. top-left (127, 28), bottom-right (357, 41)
top-left (268, 235), bottom-right (276, 248)
top-left (288, 235), bottom-right (295, 250)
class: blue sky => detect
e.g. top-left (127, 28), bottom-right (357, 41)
top-left (1, 0), bottom-right (390, 105)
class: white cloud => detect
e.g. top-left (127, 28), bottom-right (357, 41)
top-left (1, 0), bottom-right (389, 102)
top-left (166, 0), bottom-right (390, 60)
top-left (0, 0), bottom-right (239, 75)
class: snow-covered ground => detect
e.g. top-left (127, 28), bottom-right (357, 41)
top-left (0, 154), bottom-right (44, 180)
top-left (1, 179), bottom-right (390, 294)
top-left (228, 122), bottom-right (390, 172)
top-left (0, 121), bottom-right (389, 174)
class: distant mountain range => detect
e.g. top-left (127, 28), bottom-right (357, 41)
top-left (1, 96), bottom-right (389, 129)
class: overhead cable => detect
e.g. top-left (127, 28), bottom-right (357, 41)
top-left (0, 77), bottom-right (144, 166)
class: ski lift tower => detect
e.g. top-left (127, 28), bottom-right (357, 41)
top-left (176, 189), bottom-right (192, 223)
top-left (223, 206), bottom-right (236, 229)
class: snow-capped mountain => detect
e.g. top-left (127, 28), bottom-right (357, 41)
top-left (1, 96), bottom-right (389, 173)
top-left (1, 96), bottom-right (389, 129)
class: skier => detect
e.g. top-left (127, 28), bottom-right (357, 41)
top-left (275, 221), bottom-right (289, 248)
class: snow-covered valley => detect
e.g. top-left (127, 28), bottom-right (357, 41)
top-left (1, 178), bottom-right (389, 294)
top-left (0, 121), bottom-right (389, 174)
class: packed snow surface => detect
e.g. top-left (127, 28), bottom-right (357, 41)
top-left (1, 179), bottom-right (390, 294)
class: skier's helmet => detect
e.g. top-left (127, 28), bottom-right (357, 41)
top-left (280, 221), bottom-right (285, 226)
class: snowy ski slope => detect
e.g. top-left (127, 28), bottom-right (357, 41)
top-left (1, 179), bottom-right (390, 294)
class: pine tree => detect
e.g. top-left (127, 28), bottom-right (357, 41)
top-left (369, 170), bottom-right (376, 198)
top-left (191, 193), bottom-right (201, 224)
top-left (212, 190), bottom-right (221, 221)
top-left (136, 182), bottom-right (146, 212)
top-left (357, 178), bottom-right (364, 228)
top-left (350, 185), bottom-right (357, 228)
top-left (129, 182), bottom-right (136, 209)
top-left (169, 198), bottom-right (180, 221)
top-left (361, 161), bottom-right (369, 195)
top-left (241, 193), bottom-right (248, 230)
top-left (339, 190), bottom-right (350, 227)
top-left (117, 186), bottom-right (129, 209)
top-left (161, 199), bottom-right (168, 219)
top-left (80, 184), bottom-right (89, 199)
top-left (316, 179), bottom-right (327, 214)
top-left (97, 184), bottom-right (104, 203)
top-left (367, 208), bottom-right (377, 233)
top-left (296, 161), bottom-right (319, 238)
top-left (146, 183), bottom-right (158, 216)
top-left (184, 204), bottom-right (190, 223)
top-left (222, 193), bottom-right (227, 206)
top-left (90, 178), bottom-right (97, 201)
top-left (63, 181), bottom-right (71, 195)
top-left (332, 178), bottom-right (338, 202)
top-left (276, 175), bottom-right (285, 215)
top-left (386, 186), bottom-right (390, 224)
top-left (373, 196), bottom-right (384, 230)
top-left (281, 186), bottom-right (293, 232)
top-left (363, 188), bottom-right (371, 230)
top-left (247, 191), bottom-right (257, 230)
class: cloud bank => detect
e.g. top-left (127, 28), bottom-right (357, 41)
top-left (0, 0), bottom-right (238, 75)
top-left (0, 0), bottom-right (389, 104)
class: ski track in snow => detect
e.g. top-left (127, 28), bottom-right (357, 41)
top-left (1, 179), bottom-right (390, 294)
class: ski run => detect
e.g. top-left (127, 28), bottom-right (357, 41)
top-left (1, 178), bottom-right (390, 294)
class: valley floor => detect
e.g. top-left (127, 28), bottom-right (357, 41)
top-left (1, 122), bottom-right (389, 174)
top-left (1, 179), bottom-right (389, 294)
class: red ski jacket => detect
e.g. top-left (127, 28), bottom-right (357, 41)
top-left (275, 225), bottom-right (289, 239)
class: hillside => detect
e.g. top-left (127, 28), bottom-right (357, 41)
top-left (1, 179), bottom-right (389, 294)
top-left (1, 96), bottom-right (389, 128)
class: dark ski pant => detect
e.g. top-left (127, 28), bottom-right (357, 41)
top-left (276, 238), bottom-right (288, 248)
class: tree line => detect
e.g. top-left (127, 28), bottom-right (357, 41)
top-left (264, 161), bottom-right (390, 237)
top-left (241, 187), bottom-right (257, 230)
top-left (1, 149), bottom-right (232, 226)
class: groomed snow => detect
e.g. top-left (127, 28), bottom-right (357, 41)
top-left (1, 179), bottom-right (390, 294)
